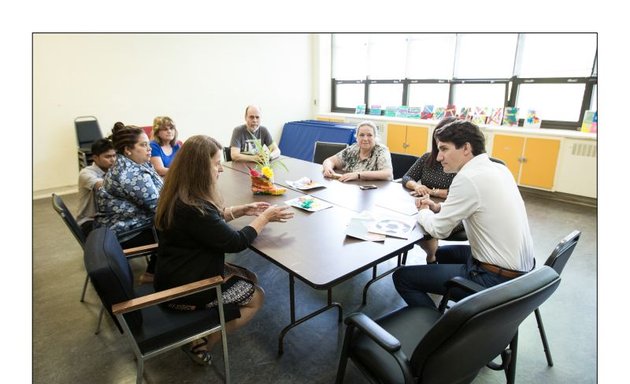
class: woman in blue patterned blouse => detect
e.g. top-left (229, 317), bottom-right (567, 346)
top-left (96, 124), bottom-right (164, 283)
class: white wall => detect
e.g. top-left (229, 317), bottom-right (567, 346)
top-left (33, 33), bottom-right (316, 195)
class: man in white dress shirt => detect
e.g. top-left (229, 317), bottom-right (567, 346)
top-left (393, 120), bottom-right (534, 308)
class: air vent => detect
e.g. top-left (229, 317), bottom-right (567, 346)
top-left (571, 142), bottom-right (597, 158)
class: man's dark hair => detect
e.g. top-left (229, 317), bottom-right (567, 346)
top-left (90, 138), bottom-right (114, 156)
top-left (434, 120), bottom-right (486, 156)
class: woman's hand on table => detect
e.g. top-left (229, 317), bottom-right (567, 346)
top-left (337, 172), bottom-right (359, 182)
top-left (261, 205), bottom-right (295, 222)
top-left (413, 184), bottom-right (431, 197)
top-left (241, 202), bottom-right (271, 216)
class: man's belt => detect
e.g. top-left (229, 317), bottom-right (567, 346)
top-left (476, 260), bottom-right (527, 279)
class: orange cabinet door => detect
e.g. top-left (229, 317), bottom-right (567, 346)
top-left (520, 138), bottom-right (560, 189)
top-left (491, 134), bottom-right (525, 182)
top-left (387, 123), bottom-right (407, 154)
top-left (405, 125), bottom-right (429, 156)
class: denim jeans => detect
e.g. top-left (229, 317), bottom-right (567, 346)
top-left (392, 245), bottom-right (513, 308)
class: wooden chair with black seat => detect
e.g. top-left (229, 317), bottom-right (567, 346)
top-left (336, 266), bottom-right (561, 384)
top-left (84, 226), bottom-right (237, 384)
top-left (437, 230), bottom-right (581, 372)
top-left (312, 141), bottom-right (348, 164)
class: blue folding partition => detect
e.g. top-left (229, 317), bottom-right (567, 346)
top-left (278, 120), bottom-right (357, 162)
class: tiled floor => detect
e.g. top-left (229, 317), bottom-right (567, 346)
top-left (32, 191), bottom-right (596, 383)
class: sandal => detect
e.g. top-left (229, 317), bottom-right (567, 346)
top-left (181, 337), bottom-right (212, 366)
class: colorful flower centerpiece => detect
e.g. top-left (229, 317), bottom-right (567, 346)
top-left (247, 137), bottom-right (288, 196)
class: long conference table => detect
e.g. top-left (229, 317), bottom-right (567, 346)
top-left (220, 156), bottom-right (426, 354)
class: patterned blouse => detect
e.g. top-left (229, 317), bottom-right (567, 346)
top-left (96, 154), bottom-right (164, 235)
top-left (401, 152), bottom-right (455, 190)
top-left (336, 143), bottom-right (393, 173)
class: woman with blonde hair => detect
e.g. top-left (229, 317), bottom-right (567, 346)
top-left (150, 116), bottom-right (181, 177)
top-left (322, 120), bottom-right (393, 181)
top-left (154, 135), bottom-right (293, 365)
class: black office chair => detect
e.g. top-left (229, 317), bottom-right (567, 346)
top-left (312, 141), bottom-right (348, 164)
top-left (390, 152), bottom-right (419, 181)
top-left (52, 193), bottom-right (158, 302)
top-left (336, 266), bottom-right (561, 384)
top-left (438, 230), bottom-right (581, 371)
top-left (84, 227), bottom-right (238, 384)
top-left (75, 116), bottom-right (103, 169)
top-left (223, 146), bottom-right (232, 162)
top-left (535, 230), bottom-right (581, 366)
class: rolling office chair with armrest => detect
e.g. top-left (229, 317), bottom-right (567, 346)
top-left (84, 226), bottom-right (236, 384)
top-left (438, 230), bottom-right (581, 370)
top-left (312, 141), bottom-right (348, 164)
top-left (336, 266), bottom-right (561, 384)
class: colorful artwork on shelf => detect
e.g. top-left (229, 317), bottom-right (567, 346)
top-left (420, 105), bottom-right (434, 119)
top-left (502, 107), bottom-right (519, 126)
top-left (444, 104), bottom-right (457, 118)
top-left (457, 107), bottom-right (471, 121)
top-left (523, 110), bottom-right (541, 128)
top-left (471, 107), bottom-right (489, 125)
top-left (488, 108), bottom-right (504, 125)
top-left (355, 104), bottom-right (366, 115)
top-left (433, 107), bottom-right (445, 120)
top-left (581, 110), bottom-right (597, 133)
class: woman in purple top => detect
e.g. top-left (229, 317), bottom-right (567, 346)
top-left (150, 116), bottom-right (181, 177)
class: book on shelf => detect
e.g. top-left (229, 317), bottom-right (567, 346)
top-left (395, 106), bottom-right (409, 118)
top-left (369, 105), bottom-right (382, 115)
top-left (407, 107), bottom-right (421, 119)
top-left (384, 106), bottom-right (397, 117)
top-left (420, 105), bottom-right (434, 119)
top-left (355, 104), bottom-right (366, 115)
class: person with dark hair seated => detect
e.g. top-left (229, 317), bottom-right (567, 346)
top-left (401, 117), bottom-right (463, 264)
top-left (154, 135), bottom-right (293, 365)
top-left (96, 124), bottom-right (164, 284)
top-left (393, 120), bottom-right (535, 309)
top-left (76, 138), bottom-right (116, 236)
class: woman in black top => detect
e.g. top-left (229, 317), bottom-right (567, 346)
top-left (154, 135), bottom-right (293, 365)
top-left (401, 117), bottom-right (464, 264)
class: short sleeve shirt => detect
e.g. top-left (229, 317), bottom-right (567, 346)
top-left (229, 125), bottom-right (274, 154)
top-left (150, 141), bottom-right (181, 168)
top-left (336, 143), bottom-right (393, 173)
